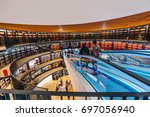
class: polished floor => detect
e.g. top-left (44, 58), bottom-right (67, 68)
top-left (40, 75), bottom-right (74, 100)
top-left (0, 64), bottom-right (10, 77)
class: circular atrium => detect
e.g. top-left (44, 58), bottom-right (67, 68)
top-left (0, 0), bottom-right (150, 100)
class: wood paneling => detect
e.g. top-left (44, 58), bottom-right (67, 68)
top-left (0, 11), bottom-right (150, 32)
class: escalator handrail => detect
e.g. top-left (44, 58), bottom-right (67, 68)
top-left (99, 58), bottom-right (150, 86)
top-left (101, 51), bottom-right (150, 57)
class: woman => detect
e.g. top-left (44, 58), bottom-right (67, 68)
top-left (91, 39), bottom-right (101, 58)
top-left (90, 40), bottom-right (101, 74)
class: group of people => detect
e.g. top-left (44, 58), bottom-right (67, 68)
top-left (80, 39), bottom-right (101, 57)
top-left (79, 39), bottom-right (101, 74)
top-left (55, 79), bottom-right (71, 92)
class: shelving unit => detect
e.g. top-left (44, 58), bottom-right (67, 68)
top-left (0, 31), bottom-right (5, 46)
top-left (0, 52), bottom-right (11, 68)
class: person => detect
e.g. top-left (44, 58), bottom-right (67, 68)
top-left (55, 84), bottom-right (59, 92)
top-left (58, 79), bottom-right (63, 87)
top-left (79, 43), bottom-right (90, 70)
top-left (91, 39), bottom-right (101, 58)
top-left (79, 43), bottom-right (89, 55)
top-left (65, 80), bottom-right (69, 92)
top-left (65, 80), bottom-right (70, 99)
top-left (90, 39), bottom-right (101, 74)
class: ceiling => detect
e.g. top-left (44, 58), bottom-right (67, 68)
top-left (0, 0), bottom-right (150, 32)
top-left (0, 0), bottom-right (150, 25)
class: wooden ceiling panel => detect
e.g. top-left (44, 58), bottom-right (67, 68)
top-left (0, 11), bottom-right (150, 32)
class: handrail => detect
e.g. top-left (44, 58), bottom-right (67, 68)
top-left (0, 76), bottom-right (11, 80)
top-left (9, 51), bottom-right (60, 79)
top-left (34, 86), bottom-right (48, 91)
top-left (100, 53), bottom-right (150, 68)
top-left (19, 59), bottom-right (63, 82)
top-left (99, 57), bottom-right (150, 86)
top-left (10, 67), bottom-right (65, 90)
top-left (0, 76), bottom-right (11, 89)
top-left (101, 50), bottom-right (150, 57)
top-left (48, 39), bottom-right (148, 43)
top-left (10, 52), bottom-right (51, 75)
top-left (0, 89), bottom-right (150, 100)
top-left (9, 51), bottom-right (63, 90)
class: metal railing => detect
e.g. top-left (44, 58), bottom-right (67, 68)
top-left (0, 89), bottom-right (150, 100)
top-left (0, 76), bottom-right (11, 89)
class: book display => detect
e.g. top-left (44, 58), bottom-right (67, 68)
top-left (15, 64), bottom-right (28, 75)
top-left (52, 70), bottom-right (63, 80)
top-left (29, 58), bottom-right (40, 71)
top-left (54, 52), bottom-right (61, 59)
top-left (52, 62), bottom-right (59, 69)
top-left (16, 48), bottom-right (21, 58)
top-left (61, 42), bottom-right (70, 49)
top-left (41, 54), bottom-right (51, 63)
top-left (4, 52), bottom-right (11, 65)
top-left (24, 32), bottom-right (29, 43)
top-left (31, 69), bottom-right (42, 79)
top-left (70, 41), bottom-right (79, 48)
top-left (0, 52), bottom-right (11, 68)
top-left (0, 31), bottom-right (5, 46)
top-left (0, 54), bottom-right (5, 68)
top-left (16, 32), bottom-right (23, 44)
top-left (20, 47), bottom-right (26, 57)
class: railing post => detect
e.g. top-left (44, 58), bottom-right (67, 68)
top-left (60, 96), bottom-right (63, 100)
top-left (4, 93), bottom-right (10, 100)
top-left (143, 97), bottom-right (148, 100)
top-left (122, 96), bottom-right (127, 100)
top-left (134, 97), bottom-right (139, 100)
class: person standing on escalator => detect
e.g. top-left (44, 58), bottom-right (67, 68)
top-left (90, 39), bottom-right (101, 74)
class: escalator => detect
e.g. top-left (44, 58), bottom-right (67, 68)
top-left (67, 54), bottom-right (150, 95)
top-left (100, 50), bottom-right (150, 81)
